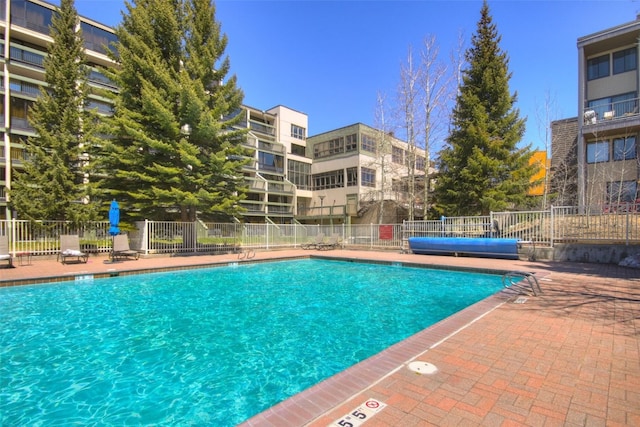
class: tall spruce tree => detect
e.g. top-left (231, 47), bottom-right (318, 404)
top-left (10, 0), bottom-right (99, 223)
top-left (97, 0), bottom-right (247, 222)
top-left (434, 1), bottom-right (534, 216)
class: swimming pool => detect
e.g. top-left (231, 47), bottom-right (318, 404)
top-left (0, 259), bottom-right (505, 426)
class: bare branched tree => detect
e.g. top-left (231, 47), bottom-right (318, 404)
top-left (419, 34), bottom-right (453, 218)
top-left (397, 46), bottom-right (421, 220)
top-left (373, 91), bottom-right (392, 224)
top-left (534, 90), bottom-right (558, 208)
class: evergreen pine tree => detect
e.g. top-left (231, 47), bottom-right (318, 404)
top-left (10, 0), bottom-right (99, 223)
top-left (97, 0), bottom-right (247, 222)
top-left (434, 1), bottom-right (534, 216)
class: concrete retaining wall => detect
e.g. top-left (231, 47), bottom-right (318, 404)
top-left (520, 243), bottom-right (640, 264)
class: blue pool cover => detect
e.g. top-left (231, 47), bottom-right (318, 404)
top-left (408, 237), bottom-right (519, 260)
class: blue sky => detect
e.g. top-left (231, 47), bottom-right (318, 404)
top-left (70, 0), bottom-right (639, 152)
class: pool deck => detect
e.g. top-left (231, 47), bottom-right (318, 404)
top-left (1, 249), bottom-right (639, 426)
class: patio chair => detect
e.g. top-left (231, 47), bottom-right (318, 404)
top-left (0, 234), bottom-right (13, 268)
top-left (318, 233), bottom-right (342, 251)
top-left (110, 234), bottom-right (139, 261)
top-left (57, 234), bottom-right (88, 264)
top-left (301, 233), bottom-right (325, 250)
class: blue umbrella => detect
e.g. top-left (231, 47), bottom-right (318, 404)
top-left (109, 200), bottom-right (120, 236)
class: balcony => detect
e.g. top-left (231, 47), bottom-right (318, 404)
top-left (583, 97), bottom-right (640, 136)
top-left (248, 120), bottom-right (275, 137)
top-left (266, 181), bottom-right (295, 195)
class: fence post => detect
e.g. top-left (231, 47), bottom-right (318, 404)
top-left (550, 206), bottom-right (554, 247)
top-left (10, 218), bottom-right (16, 254)
top-left (143, 219), bottom-right (149, 255)
top-left (266, 223), bottom-right (269, 250)
top-left (626, 209), bottom-right (630, 246)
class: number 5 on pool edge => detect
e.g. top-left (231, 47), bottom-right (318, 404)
top-left (337, 410), bottom-right (366, 427)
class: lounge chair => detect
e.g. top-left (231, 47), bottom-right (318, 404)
top-left (318, 233), bottom-right (342, 250)
top-left (0, 234), bottom-right (13, 268)
top-left (110, 234), bottom-right (139, 261)
top-left (57, 234), bottom-right (88, 264)
top-left (301, 233), bottom-right (325, 250)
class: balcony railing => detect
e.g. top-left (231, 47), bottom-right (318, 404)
top-left (584, 97), bottom-right (640, 124)
top-left (9, 46), bottom-right (45, 69)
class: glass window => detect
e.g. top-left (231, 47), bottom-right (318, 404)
top-left (287, 159), bottom-right (310, 190)
top-left (9, 79), bottom-right (40, 97)
top-left (312, 169), bottom-right (344, 190)
top-left (291, 124), bottom-right (306, 140)
top-left (392, 146), bottom-right (404, 164)
top-left (9, 44), bottom-right (45, 68)
top-left (346, 167), bottom-right (358, 186)
top-left (607, 180), bottom-right (638, 203)
top-left (361, 134), bottom-right (376, 154)
top-left (11, 0), bottom-right (53, 34)
top-left (86, 99), bottom-right (113, 115)
top-left (586, 140), bottom-right (609, 163)
top-left (587, 54), bottom-right (609, 80)
top-left (290, 143), bottom-right (306, 157)
top-left (345, 134), bottom-right (358, 152)
top-left (10, 96), bottom-right (34, 130)
top-left (361, 167), bottom-right (376, 187)
top-left (258, 151), bottom-right (284, 173)
top-left (613, 136), bottom-right (636, 161)
top-left (613, 47), bottom-right (637, 74)
top-left (80, 22), bottom-right (118, 56)
top-left (313, 137), bottom-right (343, 159)
top-left (416, 155), bottom-right (425, 171)
top-left (88, 67), bottom-right (116, 89)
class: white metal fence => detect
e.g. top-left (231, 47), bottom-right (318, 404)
top-left (1, 206), bottom-right (638, 256)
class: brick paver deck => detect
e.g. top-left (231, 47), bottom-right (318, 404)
top-left (1, 249), bottom-right (638, 426)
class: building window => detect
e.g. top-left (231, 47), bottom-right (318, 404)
top-left (80, 22), bottom-right (118, 56)
top-left (361, 167), bottom-right (376, 187)
top-left (607, 180), bottom-right (638, 203)
top-left (345, 134), bottom-right (358, 152)
top-left (313, 169), bottom-right (344, 190)
top-left (86, 99), bottom-right (113, 115)
top-left (258, 151), bottom-right (284, 173)
top-left (287, 159), bottom-right (311, 190)
top-left (9, 79), bottom-right (40, 97)
top-left (290, 143), bottom-right (306, 157)
top-left (361, 134), bottom-right (376, 154)
top-left (392, 146), bottom-right (404, 164)
top-left (313, 137), bottom-right (344, 159)
top-left (613, 47), bottom-right (637, 75)
top-left (10, 96), bottom-right (34, 131)
top-left (291, 124), bottom-right (306, 140)
top-left (346, 167), bottom-right (358, 186)
top-left (9, 43), bottom-right (45, 68)
top-left (416, 155), bottom-right (425, 171)
top-left (88, 67), bottom-right (117, 89)
top-left (587, 54), bottom-right (609, 80)
top-left (586, 140), bottom-right (609, 163)
top-left (613, 136), bottom-right (636, 161)
top-left (10, 0), bottom-right (53, 34)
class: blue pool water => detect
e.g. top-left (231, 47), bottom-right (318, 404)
top-left (0, 259), bottom-right (504, 426)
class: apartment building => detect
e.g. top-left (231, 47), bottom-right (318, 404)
top-left (234, 105), bottom-right (311, 223)
top-left (305, 124), bottom-right (428, 225)
top-left (0, 0), bottom-right (117, 219)
top-left (576, 16), bottom-right (640, 210)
